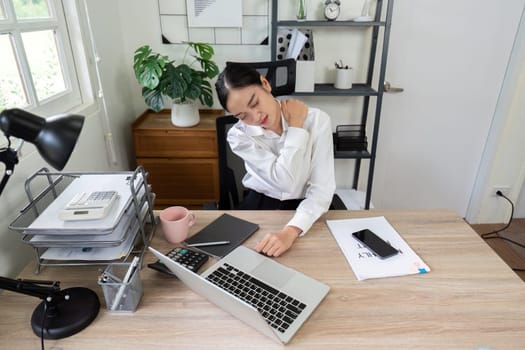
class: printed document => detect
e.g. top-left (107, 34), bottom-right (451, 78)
top-left (326, 216), bottom-right (430, 281)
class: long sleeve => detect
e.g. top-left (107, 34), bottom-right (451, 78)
top-left (227, 107), bottom-right (336, 235)
top-left (286, 110), bottom-right (335, 235)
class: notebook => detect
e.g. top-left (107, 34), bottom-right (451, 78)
top-left (184, 214), bottom-right (259, 259)
top-left (149, 246), bottom-right (329, 344)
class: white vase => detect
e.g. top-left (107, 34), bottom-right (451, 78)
top-left (171, 102), bottom-right (200, 127)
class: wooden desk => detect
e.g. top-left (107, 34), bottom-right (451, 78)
top-left (2, 210), bottom-right (525, 349)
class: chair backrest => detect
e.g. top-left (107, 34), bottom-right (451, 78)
top-left (216, 115), bottom-right (245, 209)
top-left (226, 58), bottom-right (296, 97)
top-left (215, 59), bottom-right (296, 209)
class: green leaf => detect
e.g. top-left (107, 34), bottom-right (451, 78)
top-left (163, 64), bottom-right (194, 100)
top-left (186, 73), bottom-right (201, 100)
top-left (133, 45), bottom-right (172, 89)
top-left (194, 57), bottom-right (219, 79)
top-left (142, 86), bottom-right (164, 112)
top-left (188, 42), bottom-right (214, 60)
top-left (133, 45), bottom-right (151, 67)
top-left (199, 80), bottom-right (214, 107)
top-left (138, 61), bottom-right (162, 89)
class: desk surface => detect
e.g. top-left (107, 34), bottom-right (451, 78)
top-left (2, 210), bottom-right (525, 349)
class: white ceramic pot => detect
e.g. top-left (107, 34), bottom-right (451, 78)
top-left (171, 101), bottom-right (200, 127)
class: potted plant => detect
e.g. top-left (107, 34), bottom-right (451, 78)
top-left (133, 42), bottom-right (219, 127)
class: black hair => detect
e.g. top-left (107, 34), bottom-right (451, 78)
top-left (215, 63), bottom-right (263, 111)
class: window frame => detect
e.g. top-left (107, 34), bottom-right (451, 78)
top-left (0, 0), bottom-right (83, 116)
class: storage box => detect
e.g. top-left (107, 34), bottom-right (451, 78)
top-left (295, 60), bottom-right (315, 92)
top-left (335, 125), bottom-right (368, 151)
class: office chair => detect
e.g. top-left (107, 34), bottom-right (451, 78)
top-left (215, 115), bottom-right (245, 209)
top-left (211, 59), bottom-right (297, 210)
top-left (212, 59), bottom-right (346, 210)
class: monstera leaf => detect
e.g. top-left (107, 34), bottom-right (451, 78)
top-left (133, 42), bottom-right (219, 110)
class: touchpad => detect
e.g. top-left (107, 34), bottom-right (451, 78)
top-left (252, 261), bottom-right (294, 289)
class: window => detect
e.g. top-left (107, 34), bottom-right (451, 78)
top-left (0, 0), bottom-right (81, 115)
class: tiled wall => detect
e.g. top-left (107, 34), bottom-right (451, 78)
top-left (158, 0), bottom-right (269, 45)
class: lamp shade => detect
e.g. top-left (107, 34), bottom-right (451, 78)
top-left (0, 108), bottom-right (84, 170)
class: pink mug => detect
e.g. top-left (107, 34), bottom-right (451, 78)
top-left (159, 206), bottom-right (196, 244)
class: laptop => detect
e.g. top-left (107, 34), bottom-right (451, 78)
top-left (149, 246), bottom-right (329, 344)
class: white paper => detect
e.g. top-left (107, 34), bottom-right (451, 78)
top-left (286, 28), bottom-right (308, 60)
top-left (27, 173), bottom-right (143, 234)
top-left (29, 196), bottom-right (149, 247)
top-left (186, 0), bottom-right (242, 27)
top-left (326, 216), bottom-right (430, 281)
top-left (40, 222), bottom-right (138, 261)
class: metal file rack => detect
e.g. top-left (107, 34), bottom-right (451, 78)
top-left (9, 166), bottom-right (156, 274)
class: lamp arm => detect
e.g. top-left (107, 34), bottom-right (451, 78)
top-left (0, 147), bottom-right (19, 196)
top-left (0, 276), bottom-right (61, 300)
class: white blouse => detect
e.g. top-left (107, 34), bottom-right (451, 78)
top-left (227, 106), bottom-right (336, 235)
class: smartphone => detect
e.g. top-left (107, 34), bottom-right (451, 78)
top-left (352, 229), bottom-right (399, 259)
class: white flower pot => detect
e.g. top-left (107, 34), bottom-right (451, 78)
top-left (171, 102), bottom-right (200, 127)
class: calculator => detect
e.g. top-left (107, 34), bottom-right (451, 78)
top-left (59, 191), bottom-right (119, 221)
top-left (147, 247), bottom-right (209, 276)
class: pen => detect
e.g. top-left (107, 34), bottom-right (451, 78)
top-left (186, 240), bottom-right (231, 247)
top-left (111, 256), bottom-right (139, 311)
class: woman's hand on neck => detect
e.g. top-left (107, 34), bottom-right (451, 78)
top-left (280, 99), bottom-right (308, 129)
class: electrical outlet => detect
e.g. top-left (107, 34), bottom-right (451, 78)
top-left (492, 185), bottom-right (510, 197)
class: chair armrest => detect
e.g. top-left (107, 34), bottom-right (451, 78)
top-left (330, 194), bottom-right (347, 210)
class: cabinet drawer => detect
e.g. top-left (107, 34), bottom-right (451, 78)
top-left (137, 158), bottom-right (219, 207)
top-left (132, 109), bottom-right (222, 159)
top-left (134, 130), bottom-right (217, 158)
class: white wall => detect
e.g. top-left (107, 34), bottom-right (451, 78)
top-left (467, 9), bottom-right (525, 223)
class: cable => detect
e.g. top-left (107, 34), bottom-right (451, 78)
top-left (480, 191), bottom-right (514, 238)
top-left (40, 302), bottom-right (48, 350)
top-left (480, 191), bottom-right (525, 272)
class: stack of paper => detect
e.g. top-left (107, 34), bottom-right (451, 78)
top-left (326, 216), bottom-right (430, 281)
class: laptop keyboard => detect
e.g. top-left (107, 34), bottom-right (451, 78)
top-left (205, 263), bottom-right (307, 333)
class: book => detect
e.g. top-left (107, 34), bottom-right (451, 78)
top-left (184, 214), bottom-right (259, 259)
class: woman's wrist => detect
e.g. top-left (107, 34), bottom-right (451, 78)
top-left (282, 226), bottom-right (302, 241)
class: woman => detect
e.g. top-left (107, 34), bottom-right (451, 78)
top-left (215, 63), bottom-right (336, 257)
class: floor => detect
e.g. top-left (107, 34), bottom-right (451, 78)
top-left (470, 218), bottom-right (525, 282)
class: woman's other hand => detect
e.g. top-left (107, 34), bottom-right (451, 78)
top-left (281, 99), bottom-right (307, 128)
top-left (254, 226), bottom-right (301, 257)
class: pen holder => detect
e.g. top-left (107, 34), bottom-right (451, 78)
top-left (334, 67), bottom-right (353, 89)
top-left (98, 262), bottom-right (143, 313)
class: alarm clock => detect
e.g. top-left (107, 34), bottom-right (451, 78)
top-left (324, 0), bottom-right (341, 21)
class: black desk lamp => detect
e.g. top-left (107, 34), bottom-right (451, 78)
top-left (0, 108), bottom-right (100, 340)
top-left (0, 108), bottom-right (85, 193)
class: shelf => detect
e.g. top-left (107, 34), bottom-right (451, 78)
top-left (293, 83), bottom-right (378, 97)
top-left (277, 20), bottom-right (385, 27)
top-left (271, 0), bottom-right (393, 210)
top-left (334, 149), bottom-right (371, 159)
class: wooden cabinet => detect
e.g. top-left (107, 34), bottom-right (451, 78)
top-left (132, 109), bottom-right (224, 209)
